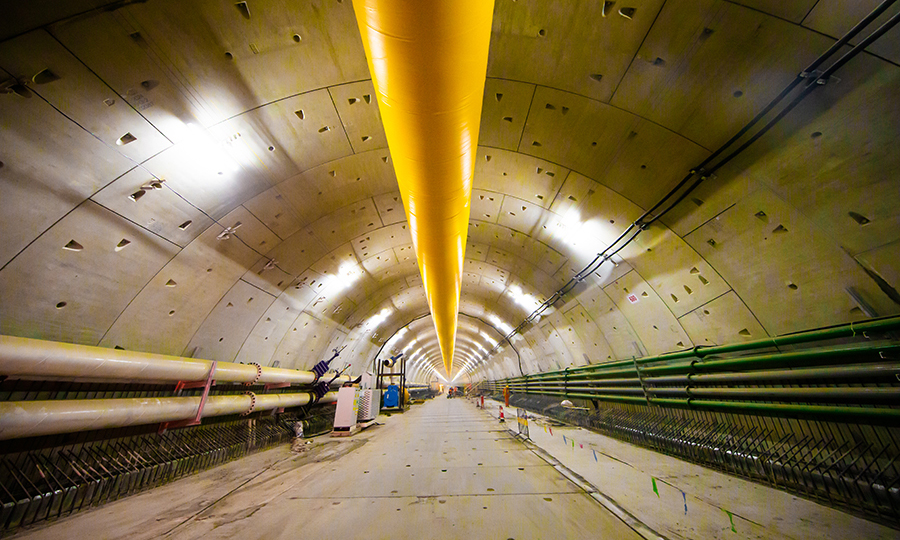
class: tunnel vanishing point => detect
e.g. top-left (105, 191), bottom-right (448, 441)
top-left (1, 0), bottom-right (900, 538)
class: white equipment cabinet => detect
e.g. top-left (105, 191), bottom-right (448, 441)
top-left (332, 386), bottom-right (359, 436)
top-left (357, 389), bottom-right (381, 423)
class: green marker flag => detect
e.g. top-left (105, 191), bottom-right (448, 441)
top-left (651, 477), bottom-right (659, 497)
top-left (571, 438), bottom-right (575, 448)
top-left (724, 509), bottom-right (736, 532)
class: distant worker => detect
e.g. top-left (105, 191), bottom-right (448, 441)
top-left (504, 385), bottom-right (510, 407)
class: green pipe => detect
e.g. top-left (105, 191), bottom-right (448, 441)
top-left (648, 362), bottom-right (900, 385)
top-left (649, 397), bottom-right (900, 424)
top-left (648, 386), bottom-right (900, 402)
top-left (643, 314), bottom-right (900, 363)
top-left (508, 316), bottom-right (900, 382)
top-left (514, 343), bottom-right (900, 383)
top-left (642, 344), bottom-right (900, 376)
top-left (521, 385), bottom-right (643, 395)
top-left (517, 378), bottom-right (641, 387)
top-left (509, 389), bottom-right (900, 424)
top-left (525, 390), bottom-right (648, 405)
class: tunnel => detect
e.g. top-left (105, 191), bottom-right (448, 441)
top-left (1, 0), bottom-right (899, 538)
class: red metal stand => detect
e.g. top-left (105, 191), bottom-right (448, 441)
top-left (159, 361), bottom-right (217, 434)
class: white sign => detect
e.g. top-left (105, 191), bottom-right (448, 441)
top-left (626, 293), bottom-right (639, 304)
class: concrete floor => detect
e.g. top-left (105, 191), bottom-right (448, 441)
top-left (11, 398), bottom-right (646, 540)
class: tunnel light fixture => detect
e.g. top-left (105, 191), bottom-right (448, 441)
top-left (480, 331), bottom-right (498, 347)
top-left (488, 314), bottom-right (514, 336)
top-left (508, 284), bottom-right (541, 312)
top-left (169, 123), bottom-right (241, 178)
top-left (545, 209), bottom-right (610, 256)
top-left (365, 308), bottom-right (392, 331)
top-left (319, 262), bottom-right (364, 295)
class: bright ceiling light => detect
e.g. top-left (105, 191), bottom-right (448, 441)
top-left (480, 331), bottom-right (498, 347)
top-left (488, 313), bottom-right (514, 336)
top-left (365, 307), bottom-right (392, 331)
top-left (168, 123), bottom-right (241, 178)
top-left (545, 209), bottom-right (609, 256)
top-left (507, 284), bottom-right (541, 313)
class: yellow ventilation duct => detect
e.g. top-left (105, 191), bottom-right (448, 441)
top-left (353, 0), bottom-right (494, 375)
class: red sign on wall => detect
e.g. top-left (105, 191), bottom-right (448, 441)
top-left (626, 294), bottom-right (639, 304)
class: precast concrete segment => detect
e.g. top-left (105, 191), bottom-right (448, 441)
top-left (9, 399), bottom-right (645, 540)
top-left (352, 0), bottom-right (495, 375)
top-left (0, 392), bottom-right (337, 440)
top-left (0, 334), bottom-right (349, 385)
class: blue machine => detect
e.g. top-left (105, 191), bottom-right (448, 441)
top-left (383, 384), bottom-right (400, 408)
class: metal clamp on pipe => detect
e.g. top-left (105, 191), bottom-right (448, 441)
top-left (241, 392), bottom-right (257, 416)
top-left (244, 363), bottom-right (262, 386)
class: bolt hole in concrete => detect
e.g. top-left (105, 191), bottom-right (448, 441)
top-left (848, 211), bottom-right (870, 225)
top-left (63, 239), bottom-right (84, 251)
top-left (117, 132), bottom-right (137, 145)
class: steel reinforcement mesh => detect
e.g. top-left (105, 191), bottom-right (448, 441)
top-left (0, 405), bottom-right (336, 535)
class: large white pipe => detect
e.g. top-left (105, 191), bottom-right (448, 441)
top-left (0, 335), bottom-right (349, 386)
top-left (0, 391), bottom-right (338, 440)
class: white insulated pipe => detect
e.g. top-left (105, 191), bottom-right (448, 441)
top-left (0, 391), bottom-right (338, 440)
top-left (0, 335), bottom-right (349, 386)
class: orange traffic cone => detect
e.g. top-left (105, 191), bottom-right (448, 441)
top-left (499, 405), bottom-right (505, 423)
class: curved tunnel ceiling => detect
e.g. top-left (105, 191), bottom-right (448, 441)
top-left (0, 0), bottom-right (898, 384)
